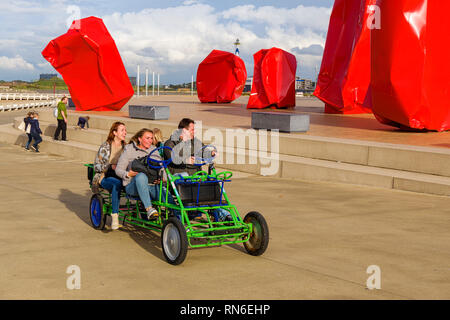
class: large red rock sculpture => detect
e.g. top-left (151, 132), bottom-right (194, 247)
top-left (314, 0), bottom-right (376, 114)
top-left (371, 0), bottom-right (450, 131)
top-left (42, 16), bottom-right (134, 111)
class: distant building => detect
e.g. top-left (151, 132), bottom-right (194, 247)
top-left (40, 74), bottom-right (58, 80)
top-left (129, 77), bottom-right (137, 86)
top-left (244, 77), bottom-right (253, 92)
top-left (295, 77), bottom-right (316, 91)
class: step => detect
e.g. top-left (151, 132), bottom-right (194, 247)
top-left (37, 111), bottom-right (177, 137)
top-left (35, 111), bottom-right (450, 178)
top-left (13, 117), bottom-right (109, 146)
top-left (0, 124), bottom-right (97, 163)
top-left (279, 154), bottom-right (450, 197)
top-left (1, 123), bottom-right (449, 197)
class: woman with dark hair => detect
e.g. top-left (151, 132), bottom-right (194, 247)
top-left (115, 128), bottom-right (177, 220)
top-left (93, 121), bottom-right (127, 230)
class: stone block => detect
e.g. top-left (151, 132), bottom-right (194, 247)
top-left (129, 105), bottom-right (170, 120)
top-left (251, 112), bottom-right (309, 132)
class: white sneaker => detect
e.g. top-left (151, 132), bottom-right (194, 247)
top-left (146, 208), bottom-right (158, 220)
top-left (111, 213), bottom-right (120, 230)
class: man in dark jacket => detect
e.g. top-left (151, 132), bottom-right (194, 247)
top-left (163, 118), bottom-right (212, 175)
top-left (163, 118), bottom-right (231, 222)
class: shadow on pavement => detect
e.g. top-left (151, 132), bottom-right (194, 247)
top-left (225, 242), bottom-right (246, 254)
top-left (58, 188), bottom-right (165, 262)
top-left (58, 188), bottom-right (92, 226)
top-left (118, 224), bottom-right (165, 262)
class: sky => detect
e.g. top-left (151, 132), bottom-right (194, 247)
top-left (0, 0), bottom-right (334, 84)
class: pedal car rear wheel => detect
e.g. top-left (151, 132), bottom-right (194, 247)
top-left (243, 211), bottom-right (269, 256)
top-left (89, 194), bottom-right (106, 230)
top-left (161, 217), bottom-right (188, 265)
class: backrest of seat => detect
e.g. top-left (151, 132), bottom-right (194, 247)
top-left (176, 182), bottom-right (225, 206)
top-left (87, 165), bottom-right (94, 185)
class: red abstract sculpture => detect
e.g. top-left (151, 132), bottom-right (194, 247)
top-left (371, 0), bottom-right (450, 131)
top-left (42, 16), bottom-right (134, 112)
top-left (196, 50), bottom-right (247, 103)
top-left (247, 47), bottom-right (297, 109)
top-left (314, 0), bottom-right (375, 114)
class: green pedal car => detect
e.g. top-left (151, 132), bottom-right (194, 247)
top-left (86, 145), bottom-right (269, 265)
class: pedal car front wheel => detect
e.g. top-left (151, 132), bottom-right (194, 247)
top-left (243, 211), bottom-right (269, 256)
top-left (89, 194), bottom-right (106, 230)
top-left (161, 218), bottom-right (188, 265)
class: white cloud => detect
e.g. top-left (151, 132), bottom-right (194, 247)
top-left (222, 5), bottom-right (331, 31)
top-left (102, 3), bottom-right (331, 80)
top-left (0, 55), bottom-right (35, 70)
top-left (183, 0), bottom-right (202, 5)
top-left (0, 1), bottom-right (51, 13)
top-left (0, 2), bottom-right (332, 81)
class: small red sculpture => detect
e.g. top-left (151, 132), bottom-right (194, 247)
top-left (247, 47), bottom-right (297, 109)
top-left (196, 50), bottom-right (247, 103)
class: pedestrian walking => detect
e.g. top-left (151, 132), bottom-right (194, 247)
top-left (54, 96), bottom-right (68, 141)
top-left (23, 111), bottom-right (34, 151)
top-left (29, 112), bottom-right (43, 153)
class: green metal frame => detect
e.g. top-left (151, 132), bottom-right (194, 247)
top-left (85, 164), bottom-right (252, 248)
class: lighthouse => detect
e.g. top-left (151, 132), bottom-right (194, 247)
top-left (234, 38), bottom-right (241, 56)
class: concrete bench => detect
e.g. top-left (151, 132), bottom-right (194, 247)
top-left (251, 112), bottom-right (310, 132)
top-left (129, 105), bottom-right (170, 120)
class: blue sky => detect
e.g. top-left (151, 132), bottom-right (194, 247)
top-left (0, 0), bottom-right (334, 84)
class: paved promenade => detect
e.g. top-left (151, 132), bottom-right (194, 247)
top-left (0, 142), bottom-right (448, 299)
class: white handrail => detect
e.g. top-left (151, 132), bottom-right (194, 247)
top-left (0, 93), bottom-right (69, 101)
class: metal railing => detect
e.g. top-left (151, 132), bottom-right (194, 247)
top-left (0, 100), bottom-right (57, 112)
top-left (0, 93), bottom-right (68, 101)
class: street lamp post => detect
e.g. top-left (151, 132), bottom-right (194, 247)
top-left (137, 65), bottom-right (140, 97)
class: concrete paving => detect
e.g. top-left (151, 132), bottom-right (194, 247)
top-left (0, 142), bottom-right (448, 300)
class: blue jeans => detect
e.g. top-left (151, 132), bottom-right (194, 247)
top-left (31, 133), bottom-right (42, 150)
top-left (125, 173), bottom-right (153, 209)
top-left (125, 173), bottom-right (178, 213)
top-left (25, 133), bottom-right (32, 149)
top-left (100, 177), bottom-right (122, 214)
